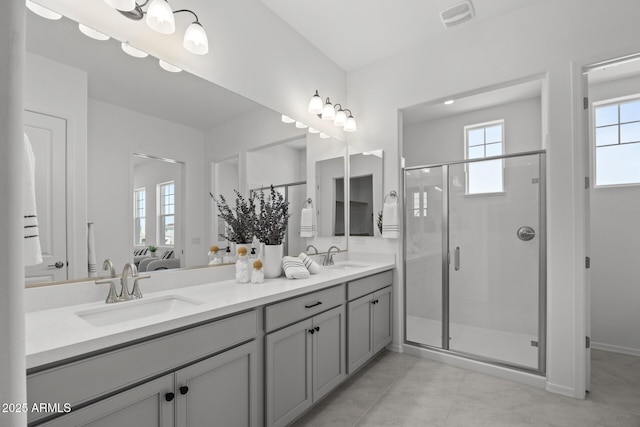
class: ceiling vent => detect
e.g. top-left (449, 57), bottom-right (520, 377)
top-left (440, 1), bottom-right (475, 28)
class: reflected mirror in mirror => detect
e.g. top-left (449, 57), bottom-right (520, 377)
top-left (348, 150), bottom-right (384, 237)
top-left (315, 156), bottom-right (346, 237)
top-left (132, 154), bottom-right (184, 273)
top-left (212, 156), bottom-right (239, 251)
top-left (24, 11), bottom-right (288, 286)
top-left (247, 137), bottom-right (307, 256)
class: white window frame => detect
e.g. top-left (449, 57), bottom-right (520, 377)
top-left (463, 119), bottom-right (505, 195)
top-left (158, 181), bottom-right (175, 247)
top-left (592, 94), bottom-right (640, 188)
top-left (133, 188), bottom-right (146, 245)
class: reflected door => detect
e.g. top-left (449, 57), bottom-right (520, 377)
top-left (448, 154), bottom-right (541, 369)
top-left (24, 110), bottom-right (67, 284)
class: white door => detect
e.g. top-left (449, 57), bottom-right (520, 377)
top-left (24, 110), bottom-right (67, 284)
top-left (583, 73), bottom-right (592, 392)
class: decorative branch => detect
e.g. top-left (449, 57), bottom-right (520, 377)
top-left (213, 190), bottom-right (257, 244)
top-left (255, 185), bottom-right (291, 245)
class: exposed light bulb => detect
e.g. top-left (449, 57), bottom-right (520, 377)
top-left (159, 59), bottom-right (182, 73)
top-left (183, 22), bottom-right (209, 55)
top-left (26, 0), bottom-right (62, 20)
top-left (319, 133), bottom-right (330, 139)
top-left (321, 98), bottom-right (335, 120)
top-left (308, 128), bottom-right (320, 134)
top-left (295, 121), bottom-right (308, 129)
top-left (343, 114), bottom-right (357, 132)
top-left (146, 0), bottom-right (175, 34)
top-left (104, 0), bottom-right (135, 11)
top-left (78, 24), bottom-right (110, 41)
top-left (308, 90), bottom-right (323, 114)
top-left (121, 42), bottom-right (148, 58)
top-left (333, 109), bottom-right (347, 127)
top-left (281, 115), bottom-right (295, 124)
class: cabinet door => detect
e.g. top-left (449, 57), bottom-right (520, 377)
top-left (40, 375), bottom-right (174, 427)
top-left (373, 286), bottom-right (393, 354)
top-left (312, 305), bottom-right (346, 402)
top-left (265, 319), bottom-right (313, 427)
top-left (175, 341), bottom-right (258, 427)
top-left (347, 295), bottom-right (373, 374)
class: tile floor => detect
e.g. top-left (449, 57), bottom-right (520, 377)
top-left (291, 349), bottom-right (640, 426)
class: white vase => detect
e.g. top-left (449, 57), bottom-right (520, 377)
top-left (262, 244), bottom-right (283, 279)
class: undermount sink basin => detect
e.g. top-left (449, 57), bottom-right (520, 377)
top-left (76, 295), bottom-right (203, 327)
top-left (327, 262), bottom-right (370, 270)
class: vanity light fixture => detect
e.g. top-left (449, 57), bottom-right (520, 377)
top-left (78, 23), bottom-right (110, 41)
top-left (308, 90), bottom-right (323, 114)
top-left (26, 0), bottom-right (62, 20)
top-left (281, 115), bottom-right (296, 124)
top-left (319, 132), bottom-right (331, 139)
top-left (444, 99), bottom-right (455, 105)
top-left (308, 127), bottom-right (320, 134)
top-left (121, 42), bottom-right (149, 58)
top-left (333, 104), bottom-right (347, 127)
top-left (158, 59), bottom-right (182, 72)
top-left (321, 98), bottom-right (336, 121)
top-left (295, 121), bottom-right (308, 129)
top-left (343, 111), bottom-right (357, 132)
top-left (104, 0), bottom-right (209, 55)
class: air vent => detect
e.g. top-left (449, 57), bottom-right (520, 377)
top-left (440, 1), bottom-right (475, 28)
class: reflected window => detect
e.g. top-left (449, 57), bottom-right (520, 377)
top-left (594, 98), bottom-right (640, 186)
top-left (464, 121), bottom-right (504, 194)
top-left (134, 188), bottom-right (146, 245)
top-left (412, 191), bottom-right (427, 217)
top-left (159, 181), bottom-right (175, 246)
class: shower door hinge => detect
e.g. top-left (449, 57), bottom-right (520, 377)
top-left (585, 176), bottom-right (590, 189)
top-left (586, 257), bottom-right (591, 269)
top-left (584, 97), bottom-right (589, 109)
top-left (531, 340), bottom-right (539, 347)
top-left (586, 336), bottom-right (591, 349)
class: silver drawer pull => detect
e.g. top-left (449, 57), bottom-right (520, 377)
top-left (304, 301), bottom-right (322, 309)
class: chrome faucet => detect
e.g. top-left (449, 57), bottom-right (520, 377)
top-left (323, 246), bottom-right (340, 266)
top-left (103, 259), bottom-right (116, 277)
top-left (95, 259), bottom-right (119, 303)
top-left (119, 262), bottom-right (138, 301)
top-left (305, 244), bottom-right (319, 255)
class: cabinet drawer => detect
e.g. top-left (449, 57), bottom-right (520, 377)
top-left (265, 284), bottom-right (345, 332)
top-left (347, 271), bottom-right (393, 301)
top-left (28, 310), bottom-right (257, 423)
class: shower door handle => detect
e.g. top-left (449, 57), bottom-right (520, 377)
top-left (454, 247), bottom-right (460, 271)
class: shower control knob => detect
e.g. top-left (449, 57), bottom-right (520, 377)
top-left (517, 226), bottom-right (535, 241)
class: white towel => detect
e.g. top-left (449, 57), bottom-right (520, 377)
top-left (300, 207), bottom-right (315, 237)
top-left (282, 256), bottom-right (310, 279)
top-left (298, 252), bottom-right (320, 274)
top-left (24, 133), bottom-right (43, 266)
top-left (88, 222), bottom-right (97, 277)
top-left (381, 201), bottom-right (400, 239)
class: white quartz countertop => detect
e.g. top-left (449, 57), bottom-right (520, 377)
top-left (26, 260), bottom-right (394, 370)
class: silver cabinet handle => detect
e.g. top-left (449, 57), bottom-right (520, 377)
top-left (454, 247), bottom-right (460, 271)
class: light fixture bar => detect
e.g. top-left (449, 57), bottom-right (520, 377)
top-left (26, 0), bottom-right (62, 20)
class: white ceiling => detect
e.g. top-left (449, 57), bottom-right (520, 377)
top-left (260, 0), bottom-right (544, 71)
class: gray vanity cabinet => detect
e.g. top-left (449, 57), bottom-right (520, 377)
top-left (348, 282), bottom-right (392, 374)
top-left (38, 374), bottom-right (175, 427)
top-left (265, 303), bottom-right (346, 427)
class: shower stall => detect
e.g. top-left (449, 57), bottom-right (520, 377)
top-left (404, 151), bottom-right (546, 374)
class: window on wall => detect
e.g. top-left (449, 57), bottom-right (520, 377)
top-left (159, 181), bottom-right (175, 246)
top-left (134, 188), bottom-right (146, 245)
top-left (594, 98), bottom-right (640, 186)
top-left (464, 120), bottom-right (504, 194)
top-left (412, 190), bottom-right (427, 217)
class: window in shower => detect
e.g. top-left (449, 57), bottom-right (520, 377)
top-left (464, 120), bottom-right (504, 194)
top-left (594, 97), bottom-right (640, 187)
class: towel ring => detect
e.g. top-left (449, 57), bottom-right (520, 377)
top-left (303, 198), bottom-right (313, 208)
top-left (384, 190), bottom-right (398, 204)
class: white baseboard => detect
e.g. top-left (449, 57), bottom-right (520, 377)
top-left (591, 341), bottom-right (640, 357)
top-left (546, 382), bottom-right (580, 398)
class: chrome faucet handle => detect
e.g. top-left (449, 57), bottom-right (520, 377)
top-left (119, 262), bottom-right (139, 301)
top-left (95, 279), bottom-right (119, 304)
top-left (131, 276), bottom-right (150, 299)
top-left (102, 259), bottom-right (116, 277)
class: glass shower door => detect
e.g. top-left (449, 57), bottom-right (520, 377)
top-left (447, 153), bottom-right (542, 369)
top-left (404, 166), bottom-right (445, 348)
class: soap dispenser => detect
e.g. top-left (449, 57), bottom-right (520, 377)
top-left (223, 246), bottom-right (234, 264)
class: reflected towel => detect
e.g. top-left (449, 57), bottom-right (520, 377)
top-left (282, 256), bottom-right (310, 279)
top-left (381, 201), bottom-right (400, 239)
top-left (300, 207), bottom-right (315, 237)
top-left (24, 133), bottom-right (43, 266)
top-left (88, 222), bottom-right (97, 277)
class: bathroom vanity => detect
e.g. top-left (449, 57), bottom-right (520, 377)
top-left (25, 258), bottom-right (394, 426)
